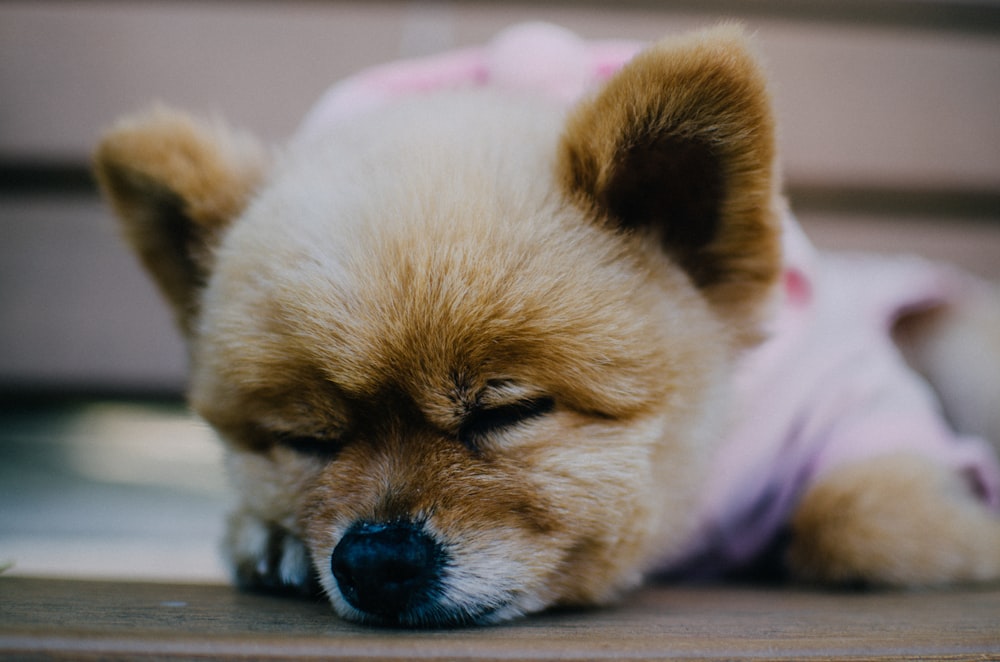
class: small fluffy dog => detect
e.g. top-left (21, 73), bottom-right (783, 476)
top-left (95, 24), bottom-right (1000, 627)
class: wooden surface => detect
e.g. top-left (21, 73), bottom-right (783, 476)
top-left (2, 577), bottom-right (999, 660)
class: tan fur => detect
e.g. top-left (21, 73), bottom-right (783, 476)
top-left (185, 86), bottom-right (738, 617)
top-left (93, 106), bottom-right (267, 333)
top-left (559, 25), bottom-right (781, 347)
top-left (789, 453), bottom-right (1000, 585)
top-left (93, 25), bottom-right (1000, 627)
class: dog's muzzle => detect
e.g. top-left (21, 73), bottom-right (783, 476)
top-left (332, 520), bottom-right (446, 625)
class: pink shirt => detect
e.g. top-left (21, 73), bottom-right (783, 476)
top-left (669, 217), bottom-right (1000, 577)
top-left (294, 23), bottom-right (1000, 578)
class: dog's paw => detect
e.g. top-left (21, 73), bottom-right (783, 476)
top-left (788, 453), bottom-right (1000, 586)
top-left (225, 510), bottom-right (321, 597)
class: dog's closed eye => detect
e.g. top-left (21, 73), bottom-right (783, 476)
top-left (277, 434), bottom-right (342, 460)
top-left (458, 397), bottom-right (554, 451)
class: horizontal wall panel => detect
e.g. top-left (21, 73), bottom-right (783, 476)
top-left (2, 2), bottom-right (999, 189)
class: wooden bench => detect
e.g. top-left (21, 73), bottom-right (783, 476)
top-left (3, 576), bottom-right (999, 660)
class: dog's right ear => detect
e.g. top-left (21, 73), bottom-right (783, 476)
top-left (94, 107), bottom-right (267, 335)
top-left (559, 25), bottom-right (781, 346)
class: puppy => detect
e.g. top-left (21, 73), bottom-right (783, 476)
top-left (94, 24), bottom-right (1000, 627)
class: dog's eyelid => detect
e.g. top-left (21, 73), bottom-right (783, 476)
top-left (457, 395), bottom-right (555, 451)
top-left (275, 433), bottom-right (342, 458)
top-left (477, 380), bottom-right (542, 407)
top-left (264, 422), bottom-right (343, 457)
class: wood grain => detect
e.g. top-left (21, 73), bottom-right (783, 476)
top-left (2, 577), bottom-right (998, 660)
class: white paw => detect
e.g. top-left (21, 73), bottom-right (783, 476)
top-left (225, 510), bottom-right (320, 596)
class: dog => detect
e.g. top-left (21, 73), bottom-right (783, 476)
top-left (94, 24), bottom-right (1000, 627)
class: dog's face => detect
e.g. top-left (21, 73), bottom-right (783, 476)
top-left (95, 26), bottom-right (781, 626)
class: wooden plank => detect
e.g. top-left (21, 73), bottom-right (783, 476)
top-left (799, 212), bottom-right (1000, 280)
top-left (1, 577), bottom-right (998, 660)
top-left (2, 2), bottom-right (999, 190)
top-left (0, 196), bottom-right (187, 393)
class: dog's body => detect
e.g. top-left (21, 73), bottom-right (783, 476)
top-left (95, 24), bottom-right (1000, 627)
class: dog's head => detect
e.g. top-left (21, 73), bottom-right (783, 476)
top-left (95, 26), bottom-right (781, 626)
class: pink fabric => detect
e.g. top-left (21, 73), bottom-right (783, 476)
top-left (293, 24), bottom-right (1000, 578)
top-left (295, 23), bottom-right (641, 143)
top-left (672, 226), bottom-right (1000, 577)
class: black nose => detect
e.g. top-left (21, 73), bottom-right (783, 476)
top-left (331, 520), bottom-right (444, 620)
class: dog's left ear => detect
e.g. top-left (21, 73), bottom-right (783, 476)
top-left (559, 25), bottom-right (781, 343)
top-left (94, 107), bottom-right (267, 336)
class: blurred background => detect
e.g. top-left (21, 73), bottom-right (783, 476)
top-left (1, 1), bottom-right (999, 583)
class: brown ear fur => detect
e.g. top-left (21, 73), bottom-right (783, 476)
top-left (93, 106), bottom-right (266, 334)
top-left (559, 25), bottom-right (781, 344)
